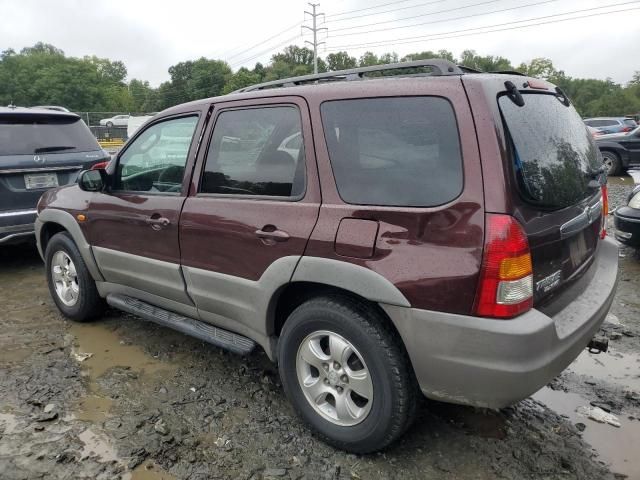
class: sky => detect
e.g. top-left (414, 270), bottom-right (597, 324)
top-left (0, 0), bottom-right (638, 86)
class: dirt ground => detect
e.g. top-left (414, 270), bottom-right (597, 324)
top-left (1, 176), bottom-right (640, 480)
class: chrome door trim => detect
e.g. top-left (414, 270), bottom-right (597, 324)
top-left (0, 208), bottom-right (38, 218)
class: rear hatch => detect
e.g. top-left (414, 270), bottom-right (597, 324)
top-left (0, 112), bottom-right (107, 213)
top-left (496, 83), bottom-right (605, 307)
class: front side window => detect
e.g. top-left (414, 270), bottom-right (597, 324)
top-left (200, 106), bottom-right (305, 198)
top-left (321, 97), bottom-right (463, 207)
top-left (115, 115), bottom-right (198, 193)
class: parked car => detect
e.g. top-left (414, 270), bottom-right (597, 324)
top-left (99, 114), bottom-right (130, 128)
top-left (595, 126), bottom-right (640, 175)
top-left (586, 125), bottom-right (603, 137)
top-left (613, 184), bottom-right (640, 247)
top-left (584, 117), bottom-right (637, 134)
top-left (0, 107), bottom-right (110, 245)
top-left (35, 61), bottom-right (618, 453)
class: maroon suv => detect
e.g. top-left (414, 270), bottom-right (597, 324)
top-left (35, 60), bottom-right (618, 453)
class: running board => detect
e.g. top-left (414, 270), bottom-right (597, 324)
top-left (106, 294), bottom-right (256, 356)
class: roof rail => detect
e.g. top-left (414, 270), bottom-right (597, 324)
top-left (233, 59), bottom-right (464, 93)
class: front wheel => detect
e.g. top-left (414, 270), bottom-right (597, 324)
top-left (278, 295), bottom-right (418, 453)
top-left (105, 121), bottom-right (114, 128)
top-left (45, 232), bottom-right (104, 322)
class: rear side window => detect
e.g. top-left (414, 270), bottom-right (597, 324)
top-left (201, 106), bottom-right (305, 198)
top-left (499, 93), bottom-right (601, 209)
top-left (624, 118), bottom-right (637, 127)
top-left (321, 97), bottom-right (463, 207)
top-left (0, 115), bottom-right (99, 156)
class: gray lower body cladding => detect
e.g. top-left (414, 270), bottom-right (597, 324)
top-left (383, 236), bottom-right (619, 409)
top-left (106, 294), bottom-right (256, 356)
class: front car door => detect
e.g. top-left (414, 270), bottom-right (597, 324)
top-left (88, 111), bottom-right (206, 305)
top-left (619, 129), bottom-right (640, 165)
top-left (179, 97), bottom-right (320, 343)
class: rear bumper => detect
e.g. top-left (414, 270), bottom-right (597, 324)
top-left (614, 206), bottom-right (640, 246)
top-left (383, 236), bottom-right (619, 408)
top-left (0, 209), bottom-right (37, 244)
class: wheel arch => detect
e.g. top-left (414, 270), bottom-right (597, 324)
top-left (36, 209), bottom-right (104, 281)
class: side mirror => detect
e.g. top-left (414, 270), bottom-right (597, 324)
top-left (78, 169), bottom-right (108, 192)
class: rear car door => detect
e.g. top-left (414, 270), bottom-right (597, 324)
top-left (0, 110), bottom-right (108, 244)
top-left (179, 97), bottom-right (320, 335)
top-left (87, 112), bottom-right (205, 304)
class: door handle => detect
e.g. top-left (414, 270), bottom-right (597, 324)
top-left (146, 216), bottom-right (171, 230)
top-left (255, 226), bottom-right (290, 243)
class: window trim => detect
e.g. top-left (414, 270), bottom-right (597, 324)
top-left (196, 104), bottom-right (307, 202)
top-left (319, 95), bottom-right (465, 208)
top-left (111, 112), bottom-right (201, 196)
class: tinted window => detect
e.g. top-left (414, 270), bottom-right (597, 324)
top-left (499, 93), bottom-right (601, 209)
top-left (201, 106), bottom-right (304, 197)
top-left (115, 116), bottom-right (198, 193)
top-left (321, 97), bottom-right (463, 207)
top-left (0, 115), bottom-right (99, 156)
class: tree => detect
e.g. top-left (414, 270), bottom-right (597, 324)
top-left (326, 51), bottom-right (357, 71)
top-left (459, 49), bottom-right (512, 72)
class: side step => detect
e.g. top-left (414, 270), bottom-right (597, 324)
top-left (106, 294), bottom-right (256, 356)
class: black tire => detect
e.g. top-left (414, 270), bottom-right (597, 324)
top-left (278, 295), bottom-right (418, 453)
top-left (45, 232), bottom-right (104, 322)
top-left (106, 121), bottom-right (114, 128)
top-left (601, 150), bottom-right (622, 176)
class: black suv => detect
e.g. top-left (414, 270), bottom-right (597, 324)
top-left (0, 107), bottom-right (110, 245)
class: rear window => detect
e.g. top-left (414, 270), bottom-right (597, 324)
top-left (321, 97), bottom-right (463, 207)
top-left (0, 115), bottom-right (99, 156)
top-left (499, 93), bottom-right (601, 209)
top-left (624, 118), bottom-right (637, 127)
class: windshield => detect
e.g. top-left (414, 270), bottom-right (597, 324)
top-left (0, 115), bottom-right (99, 156)
top-left (499, 93), bottom-right (601, 209)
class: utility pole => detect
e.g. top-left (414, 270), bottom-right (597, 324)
top-left (303, 3), bottom-right (327, 74)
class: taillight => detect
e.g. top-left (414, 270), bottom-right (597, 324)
top-left (91, 160), bottom-right (110, 170)
top-left (601, 184), bottom-right (608, 239)
top-left (474, 214), bottom-right (533, 319)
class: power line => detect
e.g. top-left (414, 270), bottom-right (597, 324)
top-left (329, 0), bottom-right (502, 32)
top-left (325, 2), bottom-right (639, 51)
top-left (329, 0), bottom-right (558, 37)
top-left (223, 20), bottom-right (303, 62)
top-left (326, 0), bottom-right (445, 20)
top-left (229, 33), bottom-right (303, 68)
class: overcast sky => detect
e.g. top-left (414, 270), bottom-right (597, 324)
top-left (1, 0), bottom-right (638, 86)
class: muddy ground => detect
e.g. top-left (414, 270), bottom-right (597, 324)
top-left (1, 176), bottom-right (640, 480)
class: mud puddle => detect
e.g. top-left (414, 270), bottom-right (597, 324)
top-left (568, 347), bottom-right (640, 392)
top-left (533, 387), bottom-right (640, 478)
top-left (69, 321), bottom-right (177, 422)
top-left (127, 460), bottom-right (176, 480)
top-left (532, 347), bottom-right (640, 478)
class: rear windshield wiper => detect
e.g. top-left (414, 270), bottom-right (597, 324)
top-left (586, 165), bottom-right (606, 187)
top-left (34, 146), bottom-right (75, 153)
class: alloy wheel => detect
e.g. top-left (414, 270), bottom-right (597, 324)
top-left (51, 251), bottom-right (79, 307)
top-left (296, 330), bottom-right (373, 426)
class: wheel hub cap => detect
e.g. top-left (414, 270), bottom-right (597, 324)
top-left (51, 251), bottom-right (79, 307)
top-left (296, 330), bottom-right (373, 426)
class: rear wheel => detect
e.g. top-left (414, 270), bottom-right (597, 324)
top-left (106, 121), bottom-right (114, 128)
top-left (601, 150), bottom-right (621, 176)
top-left (278, 295), bottom-right (418, 453)
top-left (45, 232), bottom-right (104, 322)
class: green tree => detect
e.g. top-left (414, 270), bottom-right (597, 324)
top-left (326, 51), bottom-right (357, 71)
top-left (459, 49), bottom-right (512, 72)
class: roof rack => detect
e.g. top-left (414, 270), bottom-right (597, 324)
top-left (233, 59), bottom-right (464, 93)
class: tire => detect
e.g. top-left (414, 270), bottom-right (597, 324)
top-left (601, 150), bottom-right (622, 176)
top-left (106, 121), bottom-right (114, 128)
top-left (45, 232), bottom-right (104, 322)
top-left (278, 295), bottom-right (418, 453)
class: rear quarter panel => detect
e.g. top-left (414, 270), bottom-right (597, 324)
top-left (303, 78), bottom-right (485, 314)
